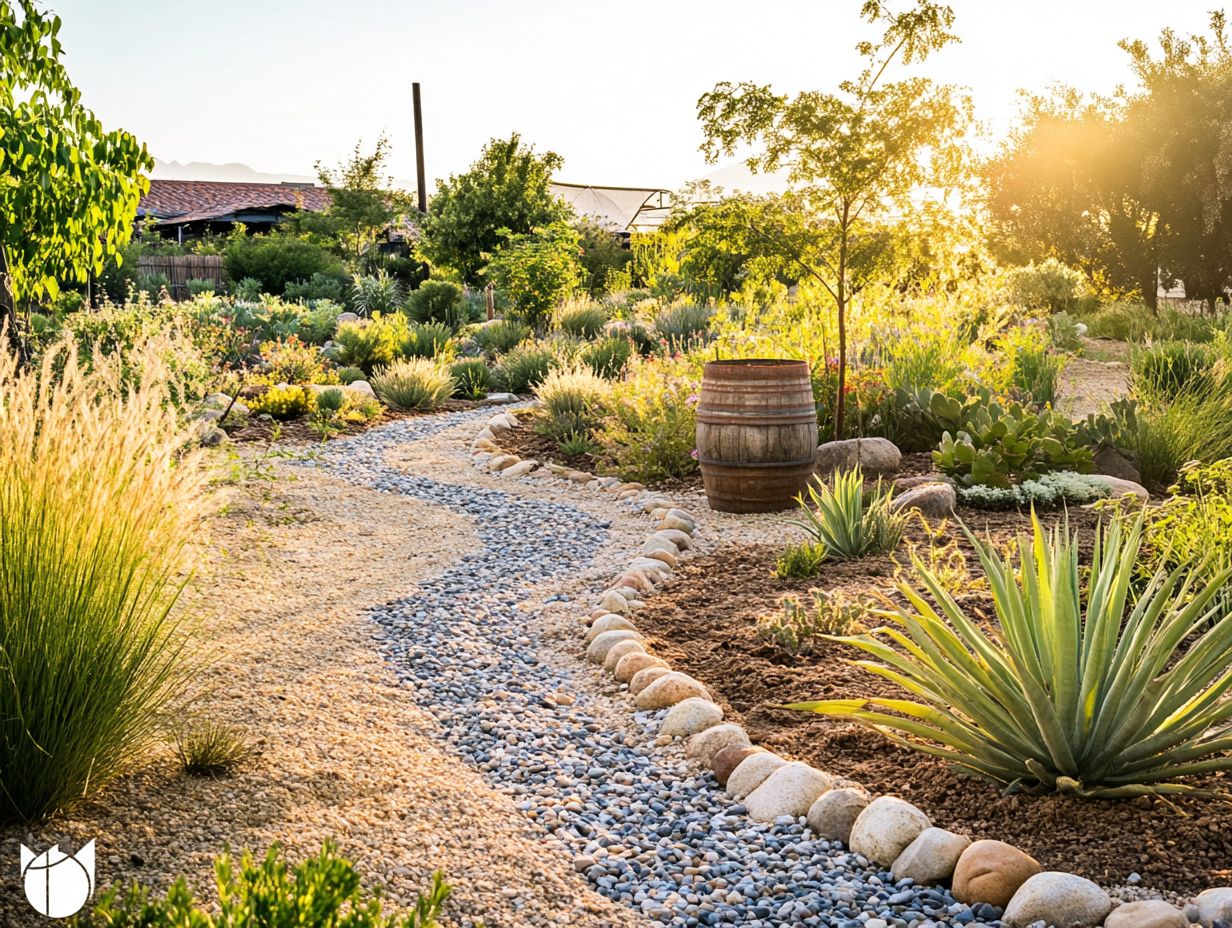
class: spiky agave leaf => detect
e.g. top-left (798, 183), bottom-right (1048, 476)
top-left (787, 511), bottom-right (1232, 797)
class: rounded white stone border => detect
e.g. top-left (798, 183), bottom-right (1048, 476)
top-left (466, 414), bottom-right (1223, 928)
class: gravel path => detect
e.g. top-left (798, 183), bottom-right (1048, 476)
top-left (309, 409), bottom-right (1004, 928)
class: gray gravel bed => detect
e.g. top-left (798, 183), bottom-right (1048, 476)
top-left (306, 411), bottom-right (1003, 928)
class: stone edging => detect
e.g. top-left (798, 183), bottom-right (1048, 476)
top-left (466, 412), bottom-right (1229, 928)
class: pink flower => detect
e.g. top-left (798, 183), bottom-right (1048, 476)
top-left (686, 393), bottom-right (700, 406)
top-left (690, 448), bottom-right (699, 460)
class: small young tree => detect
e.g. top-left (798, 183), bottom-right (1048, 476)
top-left (485, 222), bottom-right (582, 330)
top-left (0, 0), bottom-right (153, 351)
top-left (420, 134), bottom-right (573, 285)
top-left (296, 135), bottom-right (412, 265)
top-left (697, 0), bottom-right (970, 438)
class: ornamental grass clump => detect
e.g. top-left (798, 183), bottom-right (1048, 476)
top-left (370, 358), bottom-right (454, 411)
top-left (0, 338), bottom-right (207, 821)
top-left (795, 467), bottom-right (906, 560)
top-left (789, 513), bottom-right (1232, 797)
top-left (535, 365), bottom-right (611, 442)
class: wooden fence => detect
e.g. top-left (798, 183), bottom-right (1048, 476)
top-left (136, 255), bottom-right (225, 300)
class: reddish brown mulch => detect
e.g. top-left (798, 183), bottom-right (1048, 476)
top-left (637, 510), bottom-right (1232, 896)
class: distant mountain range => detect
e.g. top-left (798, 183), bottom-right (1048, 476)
top-left (150, 156), bottom-right (789, 196)
top-left (150, 158), bottom-right (317, 185)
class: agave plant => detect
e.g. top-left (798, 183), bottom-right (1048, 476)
top-left (795, 467), bottom-right (905, 560)
top-left (789, 513), bottom-right (1232, 797)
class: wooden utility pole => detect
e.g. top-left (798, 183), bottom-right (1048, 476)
top-left (412, 82), bottom-right (427, 214)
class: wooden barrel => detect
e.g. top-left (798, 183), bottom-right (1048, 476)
top-left (696, 359), bottom-right (818, 513)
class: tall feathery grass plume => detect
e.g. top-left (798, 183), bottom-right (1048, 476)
top-left (0, 335), bottom-right (208, 821)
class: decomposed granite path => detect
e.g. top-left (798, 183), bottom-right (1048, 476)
top-left (301, 408), bottom-right (1003, 928)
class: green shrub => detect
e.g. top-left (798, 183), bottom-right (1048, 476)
top-left (1131, 341), bottom-right (1216, 401)
top-left (186, 277), bottom-right (216, 297)
top-left (1001, 326), bottom-right (1064, 406)
top-left (284, 272), bottom-right (348, 304)
top-left (496, 342), bottom-right (555, 394)
top-left (249, 384), bottom-right (314, 419)
top-left (486, 222), bottom-right (583, 330)
top-left (934, 401), bottom-right (1093, 488)
top-left (371, 359), bottom-right (453, 411)
top-left (233, 277), bottom-right (263, 302)
top-left (406, 280), bottom-right (468, 329)
top-left (316, 387), bottom-right (347, 413)
top-left (473, 319), bottom-right (532, 357)
top-left (582, 335), bottom-right (633, 379)
top-left (595, 358), bottom-right (700, 483)
top-left (336, 366), bottom-right (366, 385)
top-left (957, 471), bottom-right (1110, 510)
top-left (796, 468), bottom-right (906, 560)
top-left (555, 300), bottom-right (608, 339)
top-left (789, 513), bottom-right (1232, 797)
top-left (400, 322), bottom-right (453, 359)
top-left (77, 841), bottom-right (449, 927)
top-left (759, 589), bottom-right (866, 652)
top-left (224, 233), bottom-right (346, 295)
top-left (1002, 258), bottom-right (1085, 311)
top-left (261, 335), bottom-right (334, 385)
top-left (1047, 311), bottom-right (1084, 352)
top-left (1135, 459), bottom-right (1232, 601)
top-left (334, 316), bottom-right (403, 372)
top-left (449, 359), bottom-right (493, 400)
top-left (1086, 303), bottom-right (1220, 343)
top-left (653, 302), bottom-right (712, 347)
top-left (774, 541), bottom-right (828, 579)
top-left (536, 366), bottom-right (611, 442)
top-left (0, 340), bottom-right (206, 821)
top-left (298, 300), bottom-right (345, 345)
top-left (173, 722), bottom-right (252, 777)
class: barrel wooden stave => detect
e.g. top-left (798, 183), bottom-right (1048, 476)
top-left (696, 359), bottom-right (817, 513)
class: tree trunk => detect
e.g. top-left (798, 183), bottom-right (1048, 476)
top-left (834, 203), bottom-right (850, 442)
top-left (0, 244), bottom-right (26, 363)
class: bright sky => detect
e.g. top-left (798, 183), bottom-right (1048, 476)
top-left (46, 0), bottom-right (1218, 190)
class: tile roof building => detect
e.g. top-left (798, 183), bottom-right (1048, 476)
top-left (138, 179), bottom-right (333, 237)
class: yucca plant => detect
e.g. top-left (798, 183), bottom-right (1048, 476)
top-left (789, 513), bottom-right (1232, 797)
top-left (0, 337), bottom-right (207, 821)
top-left (795, 467), bottom-right (905, 559)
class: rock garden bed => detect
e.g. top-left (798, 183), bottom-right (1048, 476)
top-left (634, 535), bottom-right (1232, 898)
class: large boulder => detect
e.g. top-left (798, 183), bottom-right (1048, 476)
top-left (890, 827), bottom-right (971, 885)
top-left (816, 437), bottom-right (902, 478)
top-left (806, 787), bottom-right (870, 844)
top-left (848, 796), bottom-right (930, 865)
top-left (952, 840), bottom-right (1042, 909)
top-left (890, 483), bottom-right (956, 519)
top-left (726, 752), bottom-right (787, 799)
top-left (1003, 872), bottom-right (1111, 928)
top-left (1105, 900), bottom-right (1188, 928)
top-left (661, 698), bottom-right (724, 738)
top-left (1094, 445), bottom-right (1141, 483)
top-left (1090, 474), bottom-right (1150, 502)
top-left (634, 671), bottom-right (710, 710)
top-left (685, 722), bottom-right (750, 764)
top-left (744, 763), bottom-right (832, 822)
